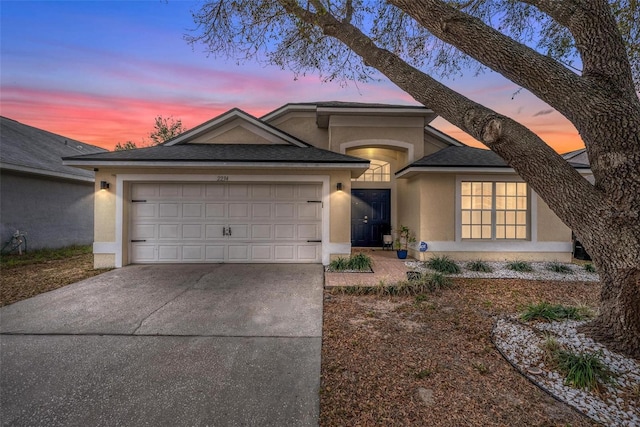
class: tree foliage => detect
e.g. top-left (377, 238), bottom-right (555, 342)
top-left (149, 115), bottom-right (187, 145)
top-left (114, 140), bottom-right (138, 151)
top-left (187, 0), bottom-right (640, 356)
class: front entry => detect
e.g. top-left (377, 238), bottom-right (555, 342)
top-left (351, 189), bottom-right (391, 247)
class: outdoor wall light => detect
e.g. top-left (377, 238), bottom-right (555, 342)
top-left (337, 182), bottom-right (343, 191)
top-left (100, 181), bottom-right (110, 190)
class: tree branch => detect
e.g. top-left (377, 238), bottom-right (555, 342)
top-left (276, 0), bottom-right (608, 234)
top-left (522, 0), bottom-right (636, 96)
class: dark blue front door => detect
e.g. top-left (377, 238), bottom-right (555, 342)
top-left (351, 189), bottom-right (391, 247)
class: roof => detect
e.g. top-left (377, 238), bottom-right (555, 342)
top-left (164, 108), bottom-right (311, 147)
top-left (0, 116), bottom-right (107, 181)
top-left (63, 143), bottom-right (369, 165)
top-left (396, 146), bottom-right (591, 176)
top-left (261, 101), bottom-right (436, 127)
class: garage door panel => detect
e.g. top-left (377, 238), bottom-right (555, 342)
top-left (205, 225), bottom-right (225, 239)
top-left (275, 224), bottom-right (295, 239)
top-left (252, 204), bottom-right (271, 218)
top-left (228, 245), bottom-right (249, 261)
top-left (298, 203), bottom-right (321, 220)
top-left (158, 245), bottom-right (180, 261)
top-left (275, 204), bottom-right (295, 219)
top-left (182, 246), bottom-right (203, 261)
top-left (182, 184), bottom-right (203, 197)
top-left (133, 204), bottom-right (156, 218)
top-left (159, 224), bottom-right (180, 239)
top-left (206, 203), bottom-right (225, 218)
top-left (274, 245), bottom-right (295, 261)
top-left (205, 184), bottom-right (225, 198)
top-left (131, 182), bottom-right (322, 263)
top-left (228, 203), bottom-right (249, 218)
top-left (131, 244), bottom-right (155, 261)
top-left (159, 184), bottom-right (180, 197)
top-left (298, 224), bottom-right (320, 239)
top-left (182, 224), bottom-right (203, 239)
top-left (205, 245), bottom-right (225, 261)
top-left (132, 183), bottom-right (158, 198)
top-left (251, 245), bottom-right (272, 260)
top-left (251, 224), bottom-right (272, 239)
top-left (183, 203), bottom-right (203, 217)
top-left (298, 245), bottom-right (319, 260)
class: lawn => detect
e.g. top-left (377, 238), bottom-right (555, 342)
top-left (0, 245), bottom-right (110, 307)
top-left (321, 278), bottom-right (601, 426)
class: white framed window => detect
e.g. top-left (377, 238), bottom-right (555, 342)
top-left (461, 181), bottom-right (528, 240)
top-left (352, 160), bottom-right (391, 182)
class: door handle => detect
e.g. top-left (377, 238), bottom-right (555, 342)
top-left (363, 215), bottom-right (368, 224)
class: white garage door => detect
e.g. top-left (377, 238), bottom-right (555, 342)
top-left (129, 182), bottom-right (323, 263)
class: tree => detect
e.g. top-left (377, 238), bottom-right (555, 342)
top-left (187, 1), bottom-right (640, 357)
top-left (114, 140), bottom-right (138, 151)
top-left (113, 116), bottom-right (188, 151)
top-left (148, 115), bottom-right (187, 145)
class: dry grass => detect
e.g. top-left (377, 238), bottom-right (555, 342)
top-left (321, 278), bottom-right (601, 426)
top-left (0, 250), bottom-right (110, 307)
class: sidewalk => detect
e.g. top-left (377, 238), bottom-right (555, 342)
top-left (324, 248), bottom-right (413, 287)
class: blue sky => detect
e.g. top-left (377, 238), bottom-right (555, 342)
top-left (0, 1), bottom-right (582, 151)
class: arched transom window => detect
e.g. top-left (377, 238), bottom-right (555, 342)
top-left (352, 159), bottom-right (391, 182)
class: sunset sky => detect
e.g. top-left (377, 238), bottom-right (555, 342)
top-left (1, 1), bottom-right (584, 152)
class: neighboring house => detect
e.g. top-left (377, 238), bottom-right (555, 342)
top-left (63, 102), bottom-right (591, 268)
top-left (562, 148), bottom-right (589, 166)
top-left (0, 117), bottom-right (107, 250)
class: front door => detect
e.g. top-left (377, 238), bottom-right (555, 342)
top-left (351, 189), bottom-right (391, 247)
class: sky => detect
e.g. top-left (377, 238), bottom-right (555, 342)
top-left (0, 0), bottom-right (584, 152)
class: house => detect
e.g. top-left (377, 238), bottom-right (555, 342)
top-left (1, 117), bottom-right (107, 250)
top-left (562, 148), bottom-right (589, 166)
top-left (62, 102), bottom-right (591, 268)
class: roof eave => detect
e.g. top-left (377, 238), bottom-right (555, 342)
top-left (395, 165), bottom-right (593, 179)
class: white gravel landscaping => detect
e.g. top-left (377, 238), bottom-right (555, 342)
top-left (406, 260), bottom-right (600, 282)
top-left (405, 259), bottom-right (638, 426)
top-left (493, 317), bottom-right (639, 426)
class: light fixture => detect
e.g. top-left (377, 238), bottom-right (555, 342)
top-left (100, 181), bottom-right (110, 190)
top-left (336, 182), bottom-right (343, 191)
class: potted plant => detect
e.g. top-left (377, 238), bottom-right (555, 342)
top-left (396, 224), bottom-right (415, 259)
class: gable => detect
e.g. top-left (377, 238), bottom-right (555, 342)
top-left (165, 108), bottom-right (309, 147)
top-left (188, 118), bottom-right (289, 145)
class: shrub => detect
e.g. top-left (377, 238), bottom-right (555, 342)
top-left (466, 260), bottom-right (493, 273)
top-left (347, 253), bottom-right (372, 271)
top-left (555, 350), bottom-right (612, 391)
top-left (329, 257), bottom-right (349, 271)
top-left (521, 301), bottom-right (593, 322)
top-left (545, 261), bottom-right (573, 274)
top-left (584, 263), bottom-right (597, 273)
top-left (426, 255), bottom-right (461, 274)
top-left (506, 260), bottom-right (533, 272)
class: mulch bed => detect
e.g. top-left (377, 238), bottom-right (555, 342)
top-left (320, 278), bottom-right (601, 426)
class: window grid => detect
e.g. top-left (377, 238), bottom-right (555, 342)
top-left (461, 181), bottom-right (528, 240)
top-left (352, 160), bottom-right (391, 182)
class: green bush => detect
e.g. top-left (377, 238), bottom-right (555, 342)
top-left (466, 260), bottom-right (493, 273)
top-left (426, 255), bottom-right (461, 274)
top-left (521, 301), bottom-right (593, 322)
top-left (348, 253), bottom-right (372, 271)
top-left (329, 257), bottom-right (349, 271)
top-left (584, 263), bottom-right (597, 273)
top-left (555, 350), bottom-right (612, 391)
top-left (506, 260), bottom-right (533, 272)
top-left (545, 261), bottom-right (573, 274)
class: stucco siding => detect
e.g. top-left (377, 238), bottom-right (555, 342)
top-left (536, 195), bottom-right (571, 242)
top-left (0, 171), bottom-right (95, 250)
top-left (267, 114), bottom-right (329, 149)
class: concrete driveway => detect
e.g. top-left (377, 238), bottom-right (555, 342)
top-left (0, 264), bottom-right (323, 426)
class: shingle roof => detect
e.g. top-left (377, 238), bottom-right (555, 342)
top-left (63, 143), bottom-right (369, 164)
top-left (0, 116), bottom-right (106, 180)
top-left (398, 146), bottom-right (591, 173)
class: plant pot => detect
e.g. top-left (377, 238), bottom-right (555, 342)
top-left (396, 249), bottom-right (408, 259)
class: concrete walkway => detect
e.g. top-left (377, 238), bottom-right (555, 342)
top-left (324, 249), bottom-right (413, 287)
top-left (0, 264), bottom-right (323, 427)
